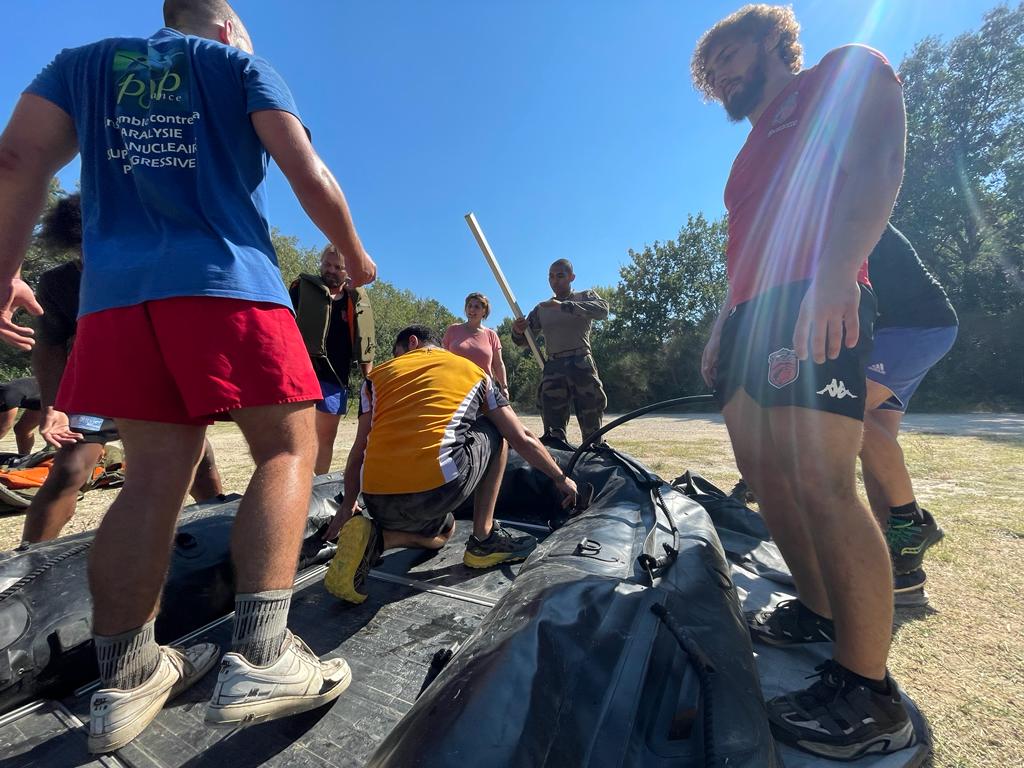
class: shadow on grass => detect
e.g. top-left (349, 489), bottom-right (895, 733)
top-left (893, 602), bottom-right (939, 633)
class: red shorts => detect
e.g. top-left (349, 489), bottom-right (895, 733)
top-left (56, 297), bottom-right (320, 425)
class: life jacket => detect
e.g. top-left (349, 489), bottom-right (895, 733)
top-left (0, 446), bottom-right (124, 512)
top-left (292, 274), bottom-right (376, 380)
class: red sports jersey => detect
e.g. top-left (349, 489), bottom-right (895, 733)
top-left (724, 45), bottom-right (899, 308)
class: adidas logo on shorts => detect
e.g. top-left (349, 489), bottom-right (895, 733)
top-left (868, 363), bottom-right (886, 374)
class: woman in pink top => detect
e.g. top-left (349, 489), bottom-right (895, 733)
top-left (443, 292), bottom-right (509, 397)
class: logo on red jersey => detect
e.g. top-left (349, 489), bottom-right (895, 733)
top-left (772, 91), bottom-right (799, 126)
top-left (767, 348), bottom-right (800, 389)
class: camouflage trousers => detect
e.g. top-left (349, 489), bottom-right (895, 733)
top-left (538, 353), bottom-right (607, 443)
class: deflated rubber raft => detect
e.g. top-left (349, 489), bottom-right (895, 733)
top-left (0, 475), bottom-right (340, 715)
top-left (372, 446), bottom-right (781, 767)
top-left (0, 449), bottom-right (931, 767)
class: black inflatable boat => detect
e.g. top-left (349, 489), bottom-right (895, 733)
top-left (0, 448), bottom-right (931, 767)
top-left (0, 478), bottom-right (339, 714)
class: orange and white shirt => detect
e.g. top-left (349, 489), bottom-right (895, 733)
top-left (359, 347), bottom-right (508, 494)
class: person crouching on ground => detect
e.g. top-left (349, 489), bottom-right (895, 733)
top-left (323, 324), bottom-right (577, 604)
top-left (443, 292), bottom-right (509, 399)
top-left (290, 245), bottom-right (375, 475)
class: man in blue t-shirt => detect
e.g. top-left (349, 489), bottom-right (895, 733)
top-left (0, 0), bottom-right (376, 752)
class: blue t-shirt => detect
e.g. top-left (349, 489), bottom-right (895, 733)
top-left (25, 28), bottom-right (301, 316)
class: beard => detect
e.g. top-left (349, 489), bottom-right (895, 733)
top-left (723, 54), bottom-right (767, 122)
top-left (321, 272), bottom-right (343, 289)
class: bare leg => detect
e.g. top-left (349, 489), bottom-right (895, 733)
top-left (89, 420), bottom-right (206, 635)
top-left (188, 438), bottom-right (224, 502)
top-left (471, 438), bottom-right (507, 540)
top-left (0, 408), bottom-right (16, 443)
top-left (770, 406), bottom-right (892, 679)
top-left (229, 402), bottom-right (317, 593)
top-left (13, 410), bottom-right (41, 455)
top-left (21, 441), bottom-right (104, 542)
top-left (723, 390), bottom-right (831, 617)
top-left (862, 465), bottom-right (890, 529)
top-left (861, 408), bottom-right (911, 527)
top-left (861, 380), bottom-right (908, 525)
top-left (381, 523), bottom-right (454, 552)
top-left (314, 410), bottom-right (342, 475)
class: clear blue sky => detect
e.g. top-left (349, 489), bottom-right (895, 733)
top-left (1, 1), bottom-right (994, 320)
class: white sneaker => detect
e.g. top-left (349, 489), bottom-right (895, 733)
top-left (88, 642), bottom-right (220, 754)
top-left (205, 630), bottom-right (351, 728)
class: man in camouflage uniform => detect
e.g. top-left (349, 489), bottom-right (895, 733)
top-left (512, 259), bottom-right (608, 443)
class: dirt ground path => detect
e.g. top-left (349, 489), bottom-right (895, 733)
top-left (3, 413), bottom-right (1017, 546)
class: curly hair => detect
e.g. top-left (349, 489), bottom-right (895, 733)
top-left (691, 4), bottom-right (803, 101)
top-left (464, 291), bottom-right (491, 319)
top-left (38, 193), bottom-right (83, 253)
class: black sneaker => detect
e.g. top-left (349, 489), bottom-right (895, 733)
top-left (893, 568), bottom-right (928, 607)
top-left (767, 660), bottom-right (915, 760)
top-left (886, 509), bottom-right (944, 574)
top-left (463, 523), bottom-right (537, 569)
top-left (324, 515), bottom-right (383, 604)
top-left (747, 599), bottom-right (836, 645)
top-left (730, 478), bottom-right (758, 505)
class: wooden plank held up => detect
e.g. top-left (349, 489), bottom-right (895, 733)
top-left (464, 213), bottom-right (546, 368)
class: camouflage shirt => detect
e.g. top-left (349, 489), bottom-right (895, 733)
top-left (512, 289), bottom-right (609, 356)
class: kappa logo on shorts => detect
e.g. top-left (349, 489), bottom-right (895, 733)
top-left (767, 348), bottom-right (800, 389)
top-left (816, 379), bottom-right (858, 400)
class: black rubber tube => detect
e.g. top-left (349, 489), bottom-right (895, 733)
top-left (651, 602), bottom-right (716, 768)
top-left (565, 394), bottom-right (717, 477)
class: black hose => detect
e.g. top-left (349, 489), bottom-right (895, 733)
top-left (565, 394), bottom-right (717, 477)
top-left (651, 602), bottom-right (716, 768)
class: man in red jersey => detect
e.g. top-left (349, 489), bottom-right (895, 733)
top-left (692, 5), bottom-right (913, 760)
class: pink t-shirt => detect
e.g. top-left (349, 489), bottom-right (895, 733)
top-left (442, 323), bottom-right (502, 376)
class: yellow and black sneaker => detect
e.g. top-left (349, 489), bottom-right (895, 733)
top-left (463, 524), bottom-right (537, 569)
top-left (886, 509), bottom-right (944, 574)
top-left (325, 515), bottom-right (382, 604)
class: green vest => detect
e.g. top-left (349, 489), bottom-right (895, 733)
top-left (293, 274), bottom-right (375, 378)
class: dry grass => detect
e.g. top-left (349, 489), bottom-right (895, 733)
top-left (1, 413), bottom-right (1021, 767)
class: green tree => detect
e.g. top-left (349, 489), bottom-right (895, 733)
top-left (894, 2), bottom-right (1024, 406)
top-left (494, 316), bottom-right (542, 410)
top-left (596, 213), bottom-right (728, 409)
top-left (367, 280), bottom-right (458, 365)
top-left (896, 2), bottom-right (1024, 309)
top-left (1, 180), bottom-right (69, 379)
top-left (271, 228), bottom-right (320, 284)
top-left (612, 213), bottom-right (728, 347)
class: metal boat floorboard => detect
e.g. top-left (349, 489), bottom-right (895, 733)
top-left (2, 521), bottom-right (507, 768)
top-left (372, 519), bottom-right (530, 604)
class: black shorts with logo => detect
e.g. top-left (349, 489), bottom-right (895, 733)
top-left (363, 417), bottom-right (503, 537)
top-left (0, 378), bottom-right (41, 412)
top-left (715, 280), bottom-right (876, 421)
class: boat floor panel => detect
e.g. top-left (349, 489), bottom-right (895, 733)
top-left (1, 519), bottom-right (931, 767)
top-left (3, 522), bottom-right (506, 768)
top-left (0, 700), bottom-right (118, 768)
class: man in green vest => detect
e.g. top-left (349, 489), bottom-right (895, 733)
top-left (290, 245), bottom-right (376, 474)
